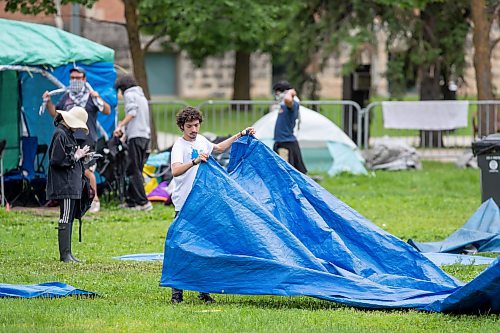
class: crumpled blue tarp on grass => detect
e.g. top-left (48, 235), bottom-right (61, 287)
top-left (422, 253), bottom-right (495, 266)
top-left (160, 137), bottom-right (500, 313)
top-left (0, 282), bottom-right (96, 298)
top-left (114, 253), bottom-right (164, 261)
top-left (409, 198), bottom-right (500, 253)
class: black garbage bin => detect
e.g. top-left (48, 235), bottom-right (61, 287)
top-left (472, 134), bottom-right (500, 206)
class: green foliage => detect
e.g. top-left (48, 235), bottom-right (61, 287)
top-left (272, 1), bottom-right (375, 98)
top-left (272, 0), bottom-right (471, 99)
top-left (386, 53), bottom-right (409, 99)
top-left (377, 0), bottom-right (470, 98)
top-left (1, 162), bottom-right (499, 331)
top-left (3, 0), bottom-right (96, 15)
top-left (139, 0), bottom-right (287, 67)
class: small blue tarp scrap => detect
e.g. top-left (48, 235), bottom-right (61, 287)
top-left (0, 282), bottom-right (96, 298)
top-left (114, 253), bottom-right (164, 261)
top-left (409, 198), bottom-right (500, 253)
top-left (422, 253), bottom-right (495, 266)
top-left (160, 137), bottom-right (500, 313)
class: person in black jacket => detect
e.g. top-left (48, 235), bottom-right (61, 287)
top-left (47, 106), bottom-right (91, 262)
top-left (43, 66), bottom-right (111, 213)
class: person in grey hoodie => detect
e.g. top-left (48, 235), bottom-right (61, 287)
top-left (114, 75), bottom-right (152, 211)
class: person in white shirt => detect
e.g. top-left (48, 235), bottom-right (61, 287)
top-left (169, 106), bottom-right (255, 304)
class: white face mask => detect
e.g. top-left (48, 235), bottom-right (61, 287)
top-left (274, 92), bottom-right (285, 102)
top-left (69, 79), bottom-right (85, 94)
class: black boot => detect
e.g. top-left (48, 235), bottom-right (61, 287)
top-left (198, 292), bottom-right (216, 304)
top-left (58, 223), bottom-right (75, 262)
top-left (67, 222), bottom-right (80, 262)
top-left (171, 288), bottom-right (183, 304)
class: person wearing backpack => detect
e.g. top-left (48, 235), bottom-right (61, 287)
top-left (46, 106), bottom-right (92, 262)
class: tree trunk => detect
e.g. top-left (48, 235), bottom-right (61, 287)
top-left (232, 51), bottom-right (251, 100)
top-left (123, 0), bottom-right (157, 149)
top-left (471, 0), bottom-right (497, 137)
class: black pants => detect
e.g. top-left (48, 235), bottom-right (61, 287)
top-left (126, 137), bottom-right (150, 206)
top-left (273, 141), bottom-right (308, 174)
top-left (59, 198), bottom-right (77, 224)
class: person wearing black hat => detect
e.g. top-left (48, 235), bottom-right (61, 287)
top-left (43, 66), bottom-right (111, 213)
top-left (272, 81), bottom-right (307, 174)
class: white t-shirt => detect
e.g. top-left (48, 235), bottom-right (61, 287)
top-left (170, 135), bottom-right (214, 211)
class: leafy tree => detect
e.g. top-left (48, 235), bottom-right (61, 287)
top-left (270, 1), bottom-right (376, 99)
top-left (4, 0), bottom-right (96, 14)
top-left (378, 0), bottom-right (470, 146)
top-left (139, 0), bottom-right (288, 100)
top-left (276, 1), bottom-right (472, 146)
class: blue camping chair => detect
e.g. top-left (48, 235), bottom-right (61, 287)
top-left (4, 137), bottom-right (47, 206)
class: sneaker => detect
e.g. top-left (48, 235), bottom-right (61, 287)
top-left (118, 203), bottom-right (136, 209)
top-left (171, 289), bottom-right (183, 304)
top-left (198, 293), bottom-right (216, 304)
top-left (135, 201), bottom-right (153, 212)
top-left (89, 200), bottom-right (100, 213)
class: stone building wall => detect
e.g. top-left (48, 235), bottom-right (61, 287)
top-left (178, 52), bottom-right (271, 99)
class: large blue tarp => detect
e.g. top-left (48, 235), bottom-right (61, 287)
top-left (409, 198), bottom-right (500, 253)
top-left (115, 252), bottom-right (495, 266)
top-left (160, 137), bottom-right (500, 313)
top-left (0, 282), bottom-right (96, 298)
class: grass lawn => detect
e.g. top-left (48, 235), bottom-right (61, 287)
top-left (0, 161), bottom-right (498, 332)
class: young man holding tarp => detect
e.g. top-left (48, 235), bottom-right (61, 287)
top-left (169, 106), bottom-right (255, 304)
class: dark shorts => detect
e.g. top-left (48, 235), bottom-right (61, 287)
top-left (273, 141), bottom-right (307, 174)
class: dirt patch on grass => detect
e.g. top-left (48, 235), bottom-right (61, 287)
top-left (10, 206), bottom-right (59, 217)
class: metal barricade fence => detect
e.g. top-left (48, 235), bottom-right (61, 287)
top-left (196, 100), bottom-right (363, 136)
top-left (148, 100), bottom-right (362, 150)
top-left (195, 100), bottom-right (274, 136)
top-left (148, 101), bottom-right (189, 149)
top-left (360, 100), bottom-right (500, 160)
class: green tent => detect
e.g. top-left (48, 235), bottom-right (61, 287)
top-left (0, 18), bottom-right (117, 171)
top-left (0, 18), bottom-right (113, 66)
top-left (0, 71), bottom-right (19, 169)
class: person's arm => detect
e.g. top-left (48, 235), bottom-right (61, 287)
top-left (43, 91), bottom-right (57, 118)
top-left (102, 100), bottom-right (111, 115)
top-left (49, 132), bottom-right (89, 167)
top-left (113, 113), bottom-right (135, 137)
top-left (283, 89), bottom-right (297, 109)
top-left (212, 127), bottom-right (256, 154)
top-left (90, 91), bottom-right (111, 115)
top-left (171, 153), bottom-right (209, 177)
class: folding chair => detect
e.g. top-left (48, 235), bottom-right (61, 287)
top-left (0, 140), bottom-right (6, 207)
top-left (36, 144), bottom-right (48, 174)
top-left (4, 137), bottom-right (46, 206)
